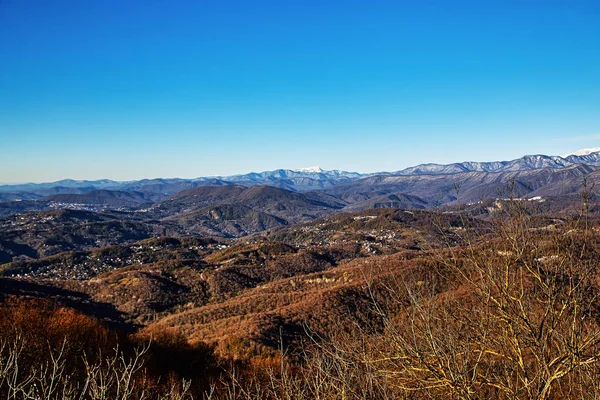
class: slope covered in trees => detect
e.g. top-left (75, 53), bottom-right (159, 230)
top-left (2, 201), bottom-right (600, 398)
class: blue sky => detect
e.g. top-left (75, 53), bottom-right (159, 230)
top-left (1, 0), bottom-right (599, 182)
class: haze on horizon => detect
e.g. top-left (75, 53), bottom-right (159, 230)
top-left (1, 1), bottom-right (599, 183)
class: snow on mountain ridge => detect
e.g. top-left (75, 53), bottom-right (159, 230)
top-left (295, 166), bottom-right (324, 173)
top-left (3, 151), bottom-right (600, 196)
top-left (565, 148), bottom-right (600, 157)
top-left (393, 152), bottom-right (600, 176)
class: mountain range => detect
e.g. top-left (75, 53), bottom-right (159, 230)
top-left (2, 149), bottom-right (600, 382)
top-left (393, 153), bottom-right (600, 175)
top-left (0, 149), bottom-right (599, 263)
top-left (3, 150), bottom-right (600, 199)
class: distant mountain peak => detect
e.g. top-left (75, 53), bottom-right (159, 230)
top-left (565, 148), bottom-right (600, 157)
top-left (295, 166), bottom-right (324, 173)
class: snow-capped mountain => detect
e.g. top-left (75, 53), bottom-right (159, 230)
top-left (209, 168), bottom-right (364, 191)
top-left (0, 168), bottom-right (365, 197)
top-left (2, 150), bottom-right (600, 200)
top-left (565, 148), bottom-right (600, 157)
top-left (564, 150), bottom-right (600, 166)
top-left (393, 151), bottom-right (600, 176)
top-left (295, 166), bottom-right (324, 173)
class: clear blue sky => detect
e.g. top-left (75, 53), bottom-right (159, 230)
top-left (1, 0), bottom-right (599, 182)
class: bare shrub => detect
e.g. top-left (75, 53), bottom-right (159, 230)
top-left (223, 192), bottom-right (600, 399)
top-left (333, 194), bottom-right (600, 399)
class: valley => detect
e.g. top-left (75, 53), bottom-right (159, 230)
top-left (2, 152), bottom-right (600, 399)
